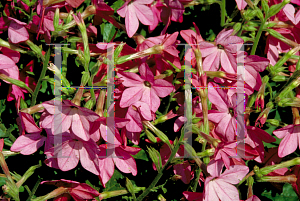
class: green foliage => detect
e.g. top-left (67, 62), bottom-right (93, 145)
top-left (261, 183), bottom-right (299, 201)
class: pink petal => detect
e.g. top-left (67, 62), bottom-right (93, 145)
top-left (120, 87), bottom-right (144, 108)
top-left (220, 51), bottom-right (236, 74)
top-left (278, 133), bottom-right (298, 158)
top-left (283, 4), bottom-right (296, 24)
top-left (215, 29), bottom-right (234, 44)
top-left (173, 161), bottom-right (192, 184)
top-left (8, 20), bottom-right (29, 44)
top-left (66, 0), bottom-right (84, 8)
top-left (125, 106), bottom-right (143, 132)
top-left (10, 134), bottom-right (45, 155)
top-left (20, 112), bottom-right (42, 133)
top-left (202, 51), bottom-right (220, 71)
top-left (71, 111), bottom-right (90, 141)
top-left (98, 157), bottom-right (114, 188)
top-left (126, 4), bottom-right (139, 38)
top-left (114, 148), bottom-right (138, 176)
top-left (273, 125), bottom-right (294, 139)
top-left (235, 0), bottom-right (247, 10)
top-left (117, 71), bottom-right (144, 87)
top-left (212, 179), bottom-right (240, 201)
top-left (219, 165), bottom-right (249, 184)
top-left (152, 79), bottom-right (174, 97)
top-left (139, 63), bottom-right (154, 83)
top-left (140, 87), bottom-right (160, 112)
top-left (0, 54), bottom-right (17, 69)
top-left (207, 82), bottom-right (230, 112)
top-left (133, 3), bottom-right (154, 25)
top-left (57, 141), bottom-right (80, 171)
top-left (207, 159), bottom-right (224, 177)
top-left (133, 101), bottom-right (152, 120)
top-left (79, 142), bottom-right (100, 175)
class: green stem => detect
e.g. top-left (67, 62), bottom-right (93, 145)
top-left (31, 49), bottom-right (50, 107)
top-left (221, 0), bottom-right (226, 26)
top-left (136, 128), bottom-right (185, 201)
top-left (192, 168), bottom-right (202, 192)
top-left (251, 17), bottom-right (267, 55)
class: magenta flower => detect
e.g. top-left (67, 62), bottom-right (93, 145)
top-left (41, 179), bottom-right (100, 201)
top-left (117, 0), bottom-right (154, 38)
top-left (204, 160), bottom-right (249, 201)
top-left (41, 99), bottom-right (99, 141)
top-left (118, 62), bottom-right (174, 112)
top-left (199, 29), bottom-right (243, 73)
top-left (183, 191), bottom-right (203, 201)
top-left (273, 124), bottom-right (300, 158)
top-left (154, 142), bottom-right (193, 184)
top-left (245, 126), bottom-right (276, 163)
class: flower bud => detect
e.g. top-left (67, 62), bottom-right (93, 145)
top-left (256, 175), bottom-right (297, 183)
top-left (266, 119), bottom-right (280, 127)
top-left (259, 157), bottom-right (300, 176)
top-left (53, 8), bottom-right (60, 31)
top-left (145, 129), bottom-right (157, 143)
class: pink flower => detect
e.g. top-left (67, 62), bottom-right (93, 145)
top-left (44, 131), bottom-right (100, 175)
top-left (7, 17), bottom-right (29, 44)
top-left (117, 0), bottom-right (154, 38)
top-left (98, 143), bottom-right (141, 187)
top-left (273, 124), bottom-right (300, 158)
top-left (199, 29), bottom-right (243, 74)
top-left (283, 4), bottom-right (300, 25)
top-left (235, 0), bottom-right (247, 10)
top-left (41, 100), bottom-right (99, 141)
top-left (41, 179), bottom-right (100, 201)
top-left (204, 160), bottom-right (249, 201)
top-left (118, 62), bottom-right (174, 112)
top-left (10, 112), bottom-right (47, 155)
top-left (137, 32), bottom-right (181, 72)
top-left (207, 82), bottom-right (240, 141)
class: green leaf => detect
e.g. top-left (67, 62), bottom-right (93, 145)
top-left (111, 0), bottom-right (124, 10)
top-left (0, 124), bottom-right (8, 138)
top-left (40, 80), bottom-right (48, 93)
top-left (261, 183), bottom-right (298, 201)
top-left (101, 23), bottom-right (116, 42)
top-left (132, 148), bottom-right (149, 161)
top-left (104, 169), bottom-right (124, 191)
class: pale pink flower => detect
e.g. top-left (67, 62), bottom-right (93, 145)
top-left (273, 124), bottom-right (300, 158)
top-left (199, 29), bottom-right (243, 74)
top-left (7, 17), bottom-right (29, 44)
top-left (118, 62), bottom-right (174, 112)
top-left (117, 0), bottom-right (154, 38)
top-left (204, 160), bottom-right (249, 201)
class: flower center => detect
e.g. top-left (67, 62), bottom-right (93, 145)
top-left (229, 108), bottom-right (235, 117)
top-left (217, 44), bottom-right (224, 49)
top-left (144, 81), bottom-right (151, 88)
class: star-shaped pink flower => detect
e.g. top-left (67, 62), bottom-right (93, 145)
top-left (118, 62), bottom-right (174, 112)
top-left (117, 0), bottom-right (154, 38)
top-left (204, 160), bottom-right (249, 201)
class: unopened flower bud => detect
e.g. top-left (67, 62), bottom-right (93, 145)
top-left (257, 175), bottom-right (297, 183)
